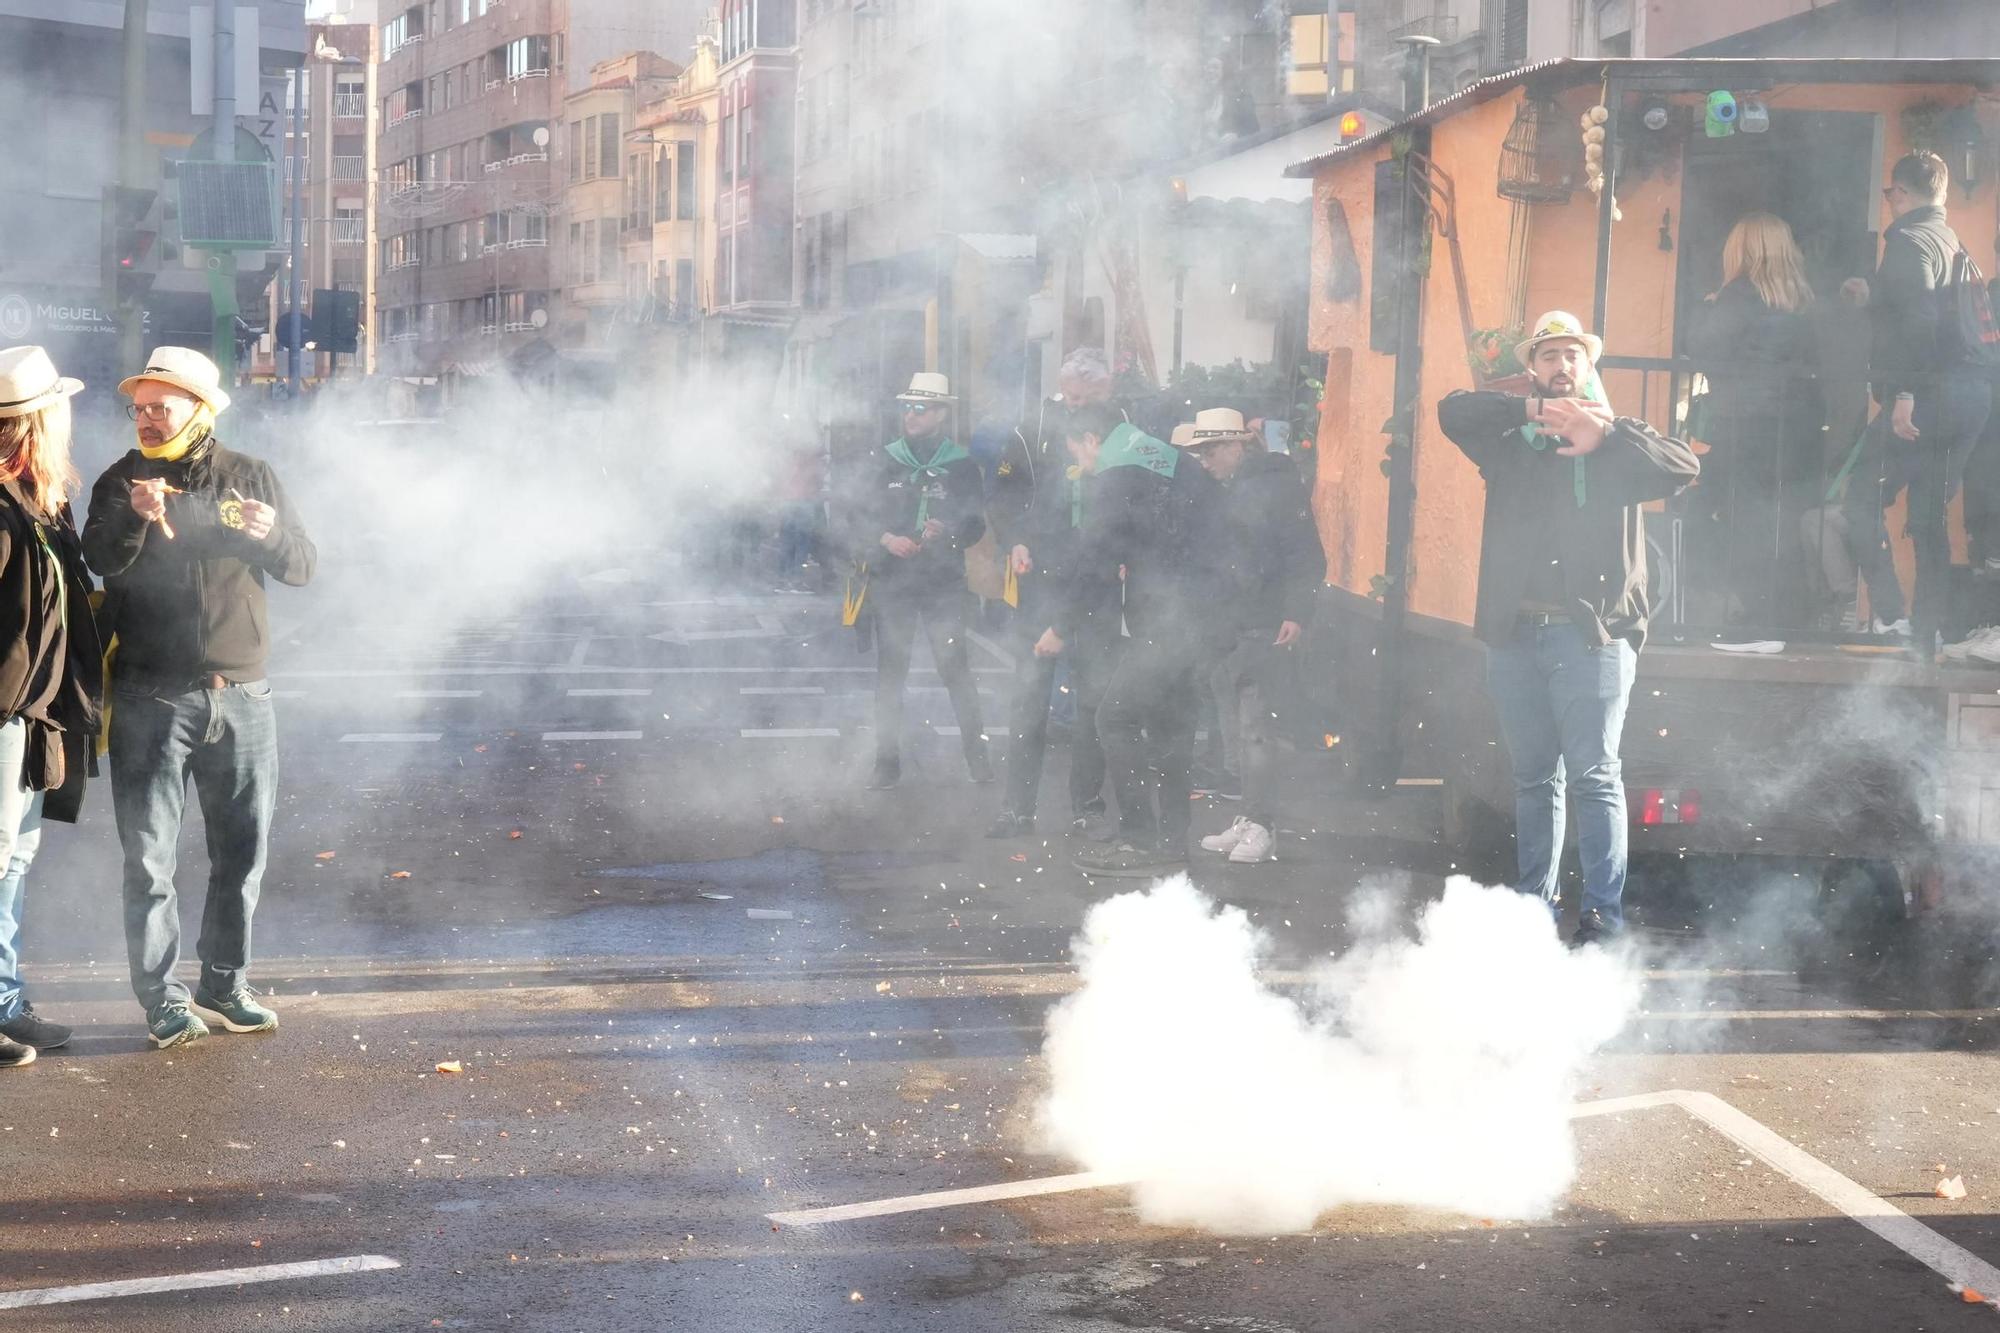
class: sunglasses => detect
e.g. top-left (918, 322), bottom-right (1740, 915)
top-left (900, 402), bottom-right (942, 414)
top-left (125, 402), bottom-right (180, 421)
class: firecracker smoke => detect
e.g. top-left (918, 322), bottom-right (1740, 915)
top-left (1035, 875), bottom-right (1643, 1233)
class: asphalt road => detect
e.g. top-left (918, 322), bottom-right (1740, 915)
top-left (3, 558), bottom-right (1998, 1332)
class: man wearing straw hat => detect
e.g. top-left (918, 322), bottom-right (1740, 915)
top-left (82, 347), bottom-right (315, 1048)
top-left (851, 371), bottom-right (993, 791)
top-left (1181, 408), bottom-right (1321, 866)
top-left (1437, 312), bottom-right (1698, 946)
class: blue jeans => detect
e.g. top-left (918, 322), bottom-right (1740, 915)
top-left (0, 717), bottom-right (46, 1023)
top-left (110, 678), bottom-right (278, 1011)
top-left (1484, 623), bottom-right (1637, 931)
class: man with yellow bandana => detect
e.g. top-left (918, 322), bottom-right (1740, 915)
top-left (82, 347), bottom-right (315, 1050)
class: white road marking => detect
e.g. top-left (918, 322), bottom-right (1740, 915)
top-left (568, 630), bottom-right (594, 667)
top-left (768, 1172), bottom-right (1131, 1228)
top-left (1573, 1089), bottom-right (2000, 1301)
top-left (966, 629), bottom-right (1016, 669)
top-left (747, 909), bottom-right (794, 920)
top-left (339, 733), bottom-right (442, 743)
top-left (0, 1254), bottom-right (402, 1310)
top-left (542, 730), bottom-right (642, 741)
top-left (1394, 777), bottom-right (1444, 787)
top-left (742, 728), bottom-right (841, 739)
top-left (277, 665), bottom-right (1004, 678)
top-left (741, 686), bottom-right (825, 696)
top-left (568, 687), bottom-right (653, 697)
top-left (934, 726), bottom-right (1009, 737)
top-left (396, 689), bottom-right (482, 699)
top-left (769, 1087), bottom-right (2000, 1306)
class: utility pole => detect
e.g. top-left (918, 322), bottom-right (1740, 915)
top-left (117, 0), bottom-right (149, 374)
top-left (287, 62), bottom-right (305, 400)
top-left (207, 2), bottom-right (241, 377)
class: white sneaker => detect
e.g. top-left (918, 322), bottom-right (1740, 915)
top-left (1873, 617), bottom-right (1911, 638)
top-left (1200, 816), bottom-right (1252, 854)
top-left (1943, 626), bottom-right (2000, 661)
top-left (1226, 821), bottom-right (1276, 864)
top-left (1837, 605), bottom-right (1863, 633)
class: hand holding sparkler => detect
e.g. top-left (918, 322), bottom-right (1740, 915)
top-left (130, 478), bottom-right (181, 540)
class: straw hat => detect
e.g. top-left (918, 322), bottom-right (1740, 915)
top-left (0, 345), bottom-right (84, 419)
top-left (895, 371), bottom-right (956, 404)
top-left (118, 345), bottom-right (232, 413)
top-left (1168, 422), bottom-right (1196, 447)
top-left (1514, 310), bottom-right (1602, 370)
top-left (1181, 407), bottom-right (1256, 446)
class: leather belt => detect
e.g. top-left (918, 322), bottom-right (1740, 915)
top-left (1516, 610), bottom-right (1567, 628)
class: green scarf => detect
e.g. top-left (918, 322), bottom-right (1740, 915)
top-left (885, 436), bottom-right (970, 527)
top-left (1093, 422), bottom-right (1176, 480)
top-left (1518, 371), bottom-right (1609, 509)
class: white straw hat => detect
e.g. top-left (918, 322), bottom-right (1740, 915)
top-left (895, 371), bottom-right (957, 404)
top-left (118, 345), bottom-right (232, 413)
top-left (1182, 407), bottom-right (1255, 446)
top-left (0, 345), bottom-right (84, 419)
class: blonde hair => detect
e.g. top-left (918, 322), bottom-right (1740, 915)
top-left (1722, 212), bottom-right (1814, 314)
top-left (0, 397), bottom-right (78, 512)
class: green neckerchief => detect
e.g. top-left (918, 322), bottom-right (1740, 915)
top-left (885, 436), bottom-right (970, 528)
top-left (1518, 370), bottom-right (1609, 509)
top-left (1093, 422), bottom-right (1177, 480)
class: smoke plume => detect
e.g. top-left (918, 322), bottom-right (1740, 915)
top-left (1034, 875), bottom-right (1642, 1233)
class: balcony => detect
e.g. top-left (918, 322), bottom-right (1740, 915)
top-left (507, 67), bottom-right (550, 83)
top-left (332, 155), bottom-right (365, 183)
top-left (483, 151), bottom-right (549, 173)
top-left (332, 219), bottom-right (365, 244)
top-left (387, 106), bottom-right (425, 128)
top-left (387, 256), bottom-right (423, 272)
top-left (1389, 13), bottom-right (1459, 40)
top-left (333, 92), bottom-right (367, 120)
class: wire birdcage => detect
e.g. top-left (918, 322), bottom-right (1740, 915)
top-left (1497, 96), bottom-right (1576, 205)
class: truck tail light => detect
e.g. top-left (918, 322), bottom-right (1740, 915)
top-left (1638, 788), bottom-right (1700, 827)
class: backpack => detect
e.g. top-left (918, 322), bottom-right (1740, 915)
top-left (1943, 249), bottom-right (2000, 367)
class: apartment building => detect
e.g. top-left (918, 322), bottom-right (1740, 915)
top-left (554, 51), bottom-right (680, 347)
top-left (626, 31), bottom-right (721, 330)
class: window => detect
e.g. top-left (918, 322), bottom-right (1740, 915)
top-left (569, 119), bottom-right (584, 183)
top-left (505, 35), bottom-right (551, 80)
top-left (462, 62), bottom-right (475, 103)
top-left (654, 145), bottom-right (672, 220)
top-left (333, 205), bottom-right (363, 244)
top-left (1288, 14), bottom-right (1329, 97)
top-left (569, 221), bottom-right (583, 284)
top-left (676, 140), bottom-right (697, 219)
top-left (599, 112), bottom-right (621, 178)
top-left (675, 258), bottom-right (694, 311)
top-left (598, 218), bottom-right (620, 283)
top-left (583, 115), bottom-right (599, 180)
top-left (334, 73), bottom-right (366, 119)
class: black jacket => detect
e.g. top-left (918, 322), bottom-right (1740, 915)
top-left (988, 399), bottom-right (1132, 608)
top-left (844, 437), bottom-right (986, 591)
top-left (1690, 277), bottom-right (1820, 443)
top-left (1436, 392), bottom-right (1700, 649)
top-left (83, 436), bottom-right (315, 684)
top-left (0, 481), bottom-right (102, 806)
top-left (1213, 449), bottom-right (1322, 639)
top-left (1870, 203), bottom-right (1962, 402)
top-left (1059, 447), bottom-right (1225, 647)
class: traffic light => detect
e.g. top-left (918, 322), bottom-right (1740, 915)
top-left (310, 289), bottom-right (361, 355)
top-left (101, 185), bottom-right (162, 310)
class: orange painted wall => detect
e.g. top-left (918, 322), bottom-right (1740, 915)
top-left (1307, 79), bottom-right (2000, 628)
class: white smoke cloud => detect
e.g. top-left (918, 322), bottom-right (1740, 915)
top-left (1034, 875), bottom-right (1642, 1234)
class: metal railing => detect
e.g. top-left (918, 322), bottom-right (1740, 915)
top-left (332, 155), bottom-right (365, 182)
top-left (1390, 13), bottom-right (1460, 40)
top-left (333, 92), bottom-right (367, 119)
top-left (507, 67), bottom-right (550, 83)
top-left (483, 151), bottom-right (549, 173)
top-left (331, 219), bottom-right (364, 244)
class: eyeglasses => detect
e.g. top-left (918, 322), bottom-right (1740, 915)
top-left (900, 402), bottom-right (940, 414)
top-left (124, 402), bottom-right (178, 421)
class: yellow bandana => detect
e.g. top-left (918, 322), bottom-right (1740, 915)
top-left (138, 405), bottom-right (215, 462)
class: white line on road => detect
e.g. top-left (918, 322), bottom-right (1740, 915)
top-left (275, 666), bottom-right (1005, 679)
top-left (339, 733), bottom-right (442, 743)
top-left (768, 1087), bottom-right (2000, 1308)
top-left (934, 726), bottom-right (1010, 737)
top-left (542, 730), bottom-right (642, 741)
top-left (741, 728), bottom-right (841, 739)
top-left (396, 689), bottom-right (482, 699)
top-left (0, 1254), bottom-right (402, 1310)
top-left (741, 686), bottom-right (826, 696)
top-left (568, 687), bottom-right (654, 697)
top-left (1571, 1090), bottom-right (2000, 1301)
top-left (768, 1172), bottom-right (1131, 1229)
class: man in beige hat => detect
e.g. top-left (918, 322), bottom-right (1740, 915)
top-left (83, 346), bottom-right (315, 1049)
top-left (1178, 409), bottom-right (1322, 866)
top-left (1437, 312), bottom-right (1698, 946)
top-left (844, 371), bottom-right (992, 790)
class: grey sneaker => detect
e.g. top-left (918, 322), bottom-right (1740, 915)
top-left (148, 1002), bottom-right (210, 1049)
top-left (192, 987), bottom-right (278, 1034)
top-left (1074, 840), bottom-right (1189, 879)
top-left (0, 1004), bottom-right (71, 1050)
top-left (0, 1033), bottom-right (35, 1068)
